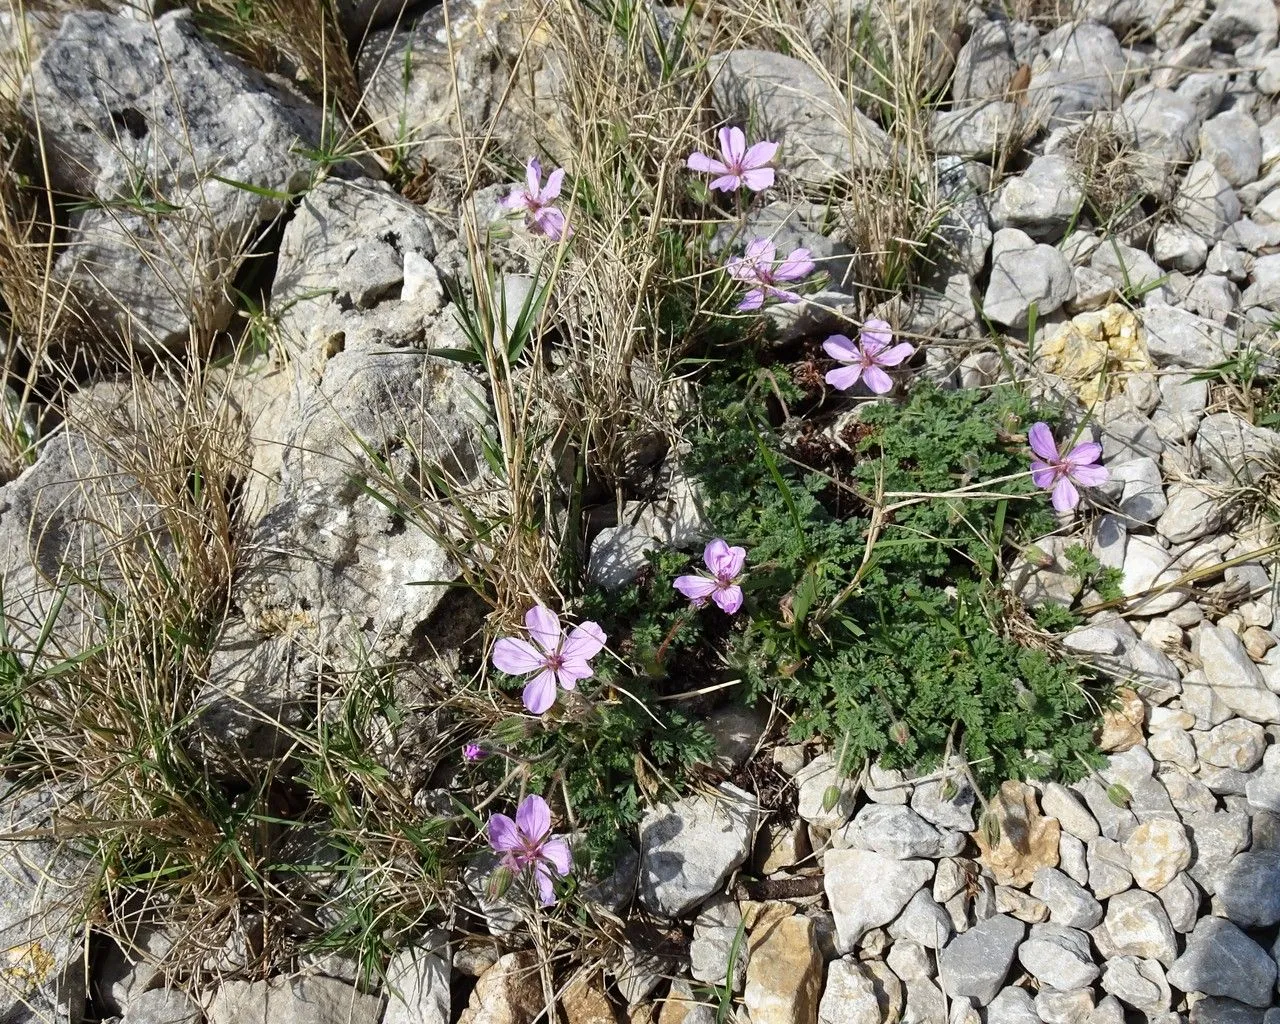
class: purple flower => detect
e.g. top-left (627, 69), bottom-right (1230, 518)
top-left (1028, 422), bottom-right (1109, 513)
top-left (823, 320), bottom-right (915, 394)
top-left (674, 539), bottom-right (747, 614)
top-left (502, 157), bottom-right (573, 240)
top-left (463, 742), bottom-right (486, 762)
top-left (726, 238), bottom-right (815, 311)
top-left (488, 794), bottom-right (572, 906)
top-left (491, 605), bottom-right (606, 715)
top-left (687, 127), bottom-right (778, 192)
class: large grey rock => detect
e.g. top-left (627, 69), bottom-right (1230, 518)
top-left (1100, 956), bottom-right (1170, 1015)
top-left (1030, 867), bottom-right (1103, 928)
top-left (1184, 809), bottom-right (1251, 895)
top-left (1195, 718), bottom-right (1266, 771)
top-left (638, 783), bottom-right (758, 917)
top-left (1196, 623), bottom-right (1280, 723)
top-left (1246, 744), bottom-right (1280, 813)
top-left (206, 976), bottom-right (384, 1024)
top-left (1202, 0), bottom-right (1279, 58)
top-left (1027, 22), bottom-right (1129, 128)
top-left (1200, 110), bottom-right (1263, 187)
top-left (1017, 924), bottom-right (1099, 990)
top-left (1242, 252), bottom-right (1280, 311)
top-left (1112, 86), bottom-right (1202, 193)
top-left (27, 10), bottom-right (324, 352)
top-left (121, 988), bottom-right (201, 1024)
top-left (1194, 414), bottom-right (1280, 487)
top-left (952, 20), bottom-right (1017, 104)
top-left (1173, 161), bottom-right (1241, 242)
top-left (1101, 889), bottom-right (1177, 966)
top-left (384, 932), bottom-right (450, 1024)
top-left (1141, 305), bottom-right (1236, 368)
top-left (935, 156), bottom-right (994, 277)
top-left (1215, 851), bottom-right (1280, 927)
top-left (1166, 917), bottom-right (1276, 1007)
top-left (835, 804), bottom-right (960, 860)
top-left (818, 958), bottom-right (901, 1024)
top-left (993, 155), bottom-right (1085, 240)
top-left (937, 913), bottom-right (1024, 1006)
top-left (824, 850), bottom-right (933, 953)
top-left (707, 50), bottom-right (892, 183)
top-left (934, 102), bottom-right (1024, 159)
top-left (983, 227), bottom-right (1075, 326)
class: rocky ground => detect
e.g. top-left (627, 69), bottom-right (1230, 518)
top-left (4, 0), bottom-right (1280, 1022)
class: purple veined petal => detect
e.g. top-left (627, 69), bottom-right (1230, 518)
top-left (703, 538), bottom-right (732, 575)
top-left (742, 139), bottom-right (778, 168)
top-left (743, 237), bottom-right (776, 264)
top-left (774, 250), bottom-right (815, 282)
top-left (516, 793), bottom-right (553, 840)
top-left (674, 574), bottom-right (718, 602)
top-left (529, 207), bottom-right (568, 240)
top-left (541, 837), bottom-right (573, 877)
top-left (874, 342), bottom-right (915, 367)
top-left (825, 364), bottom-right (865, 391)
top-left (822, 334), bottom-right (859, 362)
top-left (1027, 422), bottom-right (1060, 462)
top-left (719, 125), bottom-right (746, 163)
top-left (717, 544), bottom-right (747, 580)
top-left (532, 862), bottom-right (557, 906)
top-left (1051, 476), bottom-right (1081, 513)
top-left (862, 364), bottom-right (894, 394)
top-left (724, 255), bottom-right (756, 283)
top-left (1069, 462), bottom-right (1109, 487)
top-left (1065, 441), bottom-right (1103, 467)
top-left (860, 318), bottom-right (895, 350)
top-left (522, 670), bottom-right (559, 715)
top-left (737, 289), bottom-right (766, 311)
top-left (766, 286), bottom-right (804, 305)
top-left (543, 167), bottom-right (565, 201)
top-left (488, 813), bottom-right (521, 852)
top-left (501, 189), bottom-right (530, 211)
top-left (739, 166), bottom-right (775, 192)
top-left (561, 621), bottom-right (606, 662)
top-left (525, 605), bottom-right (561, 654)
top-left (712, 585), bottom-right (744, 615)
top-left (708, 173), bottom-right (743, 192)
top-left (1030, 460), bottom-right (1057, 490)
top-left (687, 151), bottom-right (728, 174)
top-left (526, 157), bottom-right (542, 195)
top-left (554, 660), bottom-right (593, 690)
top-left (493, 637), bottom-right (547, 676)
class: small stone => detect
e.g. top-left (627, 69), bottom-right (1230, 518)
top-left (1243, 625), bottom-right (1276, 661)
top-left (1197, 623), bottom-right (1280, 724)
top-left (208, 977), bottom-right (385, 1024)
top-left (1155, 871), bottom-right (1200, 932)
top-left (1141, 304), bottom-right (1236, 369)
top-left (933, 858), bottom-right (972, 904)
top-left (1195, 718), bottom-right (1267, 771)
top-left (1122, 820), bottom-right (1191, 892)
top-left (887, 888), bottom-right (953, 949)
top-left (823, 850), bottom-right (933, 953)
top-left (1073, 778), bottom-right (1137, 843)
top-left (1031, 867), bottom-right (1103, 928)
top-left (1018, 924), bottom-right (1100, 990)
top-left (984, 985), bottom-right (1041, 1024)
top-left (1098, 687), bottom-right (1146, 752)
top-left (795, 755), bottom-right (857, 828)
top-left (995, 886), bottom-right (1049, 924)
top-left (937, 913), bottom-right (1025, 1006)
top-left (1035, 987), bottom-right (1095, 1024)
top-left (1120, 535), bottom-right (1184, 616)
top-left (973, 781), bottom-right (1060, 886)
top-left (1042, 783), bottom-right (1101, 841)
top-left (744, 915), bottom-right (822, 1024)
top-left (1102, 889), bottom-right (1177, 966)
top-left (993, 155), bottom-right (1085, 240)
top-left (1194, 414), bottom-right (1280, 489)
top-left (123, 989), bottom-right (202, 1024)
top-left (1185, 810), bottom-right (1251, 896)
top-left (912, 774), bottom-right (977, 832)
top-left (1100, 956), bottom-right (1170, 1014)
top-left (983, 228), bottom-right (1075, 327)
top-left (887, 939), bottom-right (934, 982)
top-left (817, 958), bottom-right (900, 1024)
top-left (1246, 744), bottom-right (1280, 812)
top-left (1173, 161), bottom-right (1240, 242)
top-left (836, 804), bottom-right (960, 860)
top-left (1215, 850), bottom-right (1280, 927)
top-left (690, 898), bottom-right (746, 990)
top-left (706, 706), bottom-right (767, 770)
top-left (865, 761), bottom-right (912, 805)
top-left (1167, 917), bottom-right (1277, 1007)
top-left (385, 933), bottom-right (450, 1024)
top-left (1147, 727), bottom-right (1196, 768)
top-left (1086, 837), bottom-right (1133, 899)
top-left (1156, 485), bottom-right (1221, 545)
top-left (1200, 110), bottom-right (1263, 187)
top-left (1059, 833), bottom-right (1089, 886)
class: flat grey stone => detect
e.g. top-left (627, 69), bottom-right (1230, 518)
top-left (1167, 917), bottom-right (1276, 1007)
top-left (1017, 924), bottom-right (1100, 990)
top-left (937, 913), bottom-right (1025, 1006)
top-left (824, 850), bottom-right (933, 953)
top-left (836, 804), bottom-right (960, 860)
top-left (1100, 955), bottom-right (1170, 1014)
top-left (1197, 623), bottom-right (1280, 724)
top-left (983, 228), bottom-right (1075, 326)
top-left (1031, 867), bottom-right (1103, 929)
top-left (1101, 889), bottom-right (1176, 966)
top-left (1215, 851), bottom-right (1280, 927)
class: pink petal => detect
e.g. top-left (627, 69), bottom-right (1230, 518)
top-left (744, 237), bottom-right (775, 263)
top-left (561, 621), bottom-right (606, 662)
top-left (525, 605), bottom-right (561, 654)
top-left (703, 538), bottom-right (731, 574)
top-left (493, 637), bottom-right (547, 676)
top-left (501, 190), bottom-right (529, 210)
top-left (765, 286), bottom-right (803, 305)
top-left (532, 863), bottom-right (556, 906)
top-left (1027, 422), bottom-right (1060, 462)
top-left (774, 249), bottom-right (815, 281)
top-left (707, 540), bottom-right (746, 579)
top-left (863, 364), bottom-right (894, 394)
top-left (713, 585), bottom-right (744, 615)
top-left (526, 157), bottom-right (542, 195)
top-left (541, 837), bottom-right (573, 876)
top-left (555, 660), bottom-right (594, 689)
top-left (825, 364), bottom-right (864, 391)
top-left (542, 167), bottom-right (564, 201)
top-left (516, 794), bottom-right (552, 840)
top-left (529, 207), bottom-right (568, 240)
top-left (874, 342), bottom-right (915, 368)
top-left (1051, 477), bottom-right (1080, 513)
top-left (1030, 461), bottom-right (1057, 490)
top-left (860, 318), bottom-right (894, 349)
top-left (687, 151), bottom-right (728, 174)
top-left (737, 290), bottom-right (765, 311)
top-left (708, 173), bottom-right (743, 192)
top-left (522, 670), bottom-right (558, 714)
top-left (742, 140), bottom-right (778, 168)
top-left (1066, 442), bottom-right (1102, 467)
top-left (823, 335), bottom-right (858, 362)
top-left (720, 126), bottom-right (746, 162)
top-left (1069, 463), bottom-right (1109, 487)
top-left (674, 574), bottom-right (718, 601)
top-left (488, 813), bottom-right (521, 852)
top-left (739, 166), bottom-right (775, 191)
top-left (725, 256), bottom-right (757, 283)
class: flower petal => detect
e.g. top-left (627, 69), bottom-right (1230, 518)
top-left (713, 585), bottom-right (744, 615)
top-left (674, 575), bottom-right (718, 601)
top-left (708, 173), bottom-right (742, 192)
top-left (1051, 477), bottom-right (1080, 513)
top-left (1027, 422), bottom-right (1060, 462)
top-left (737, 289), bottom-right (765, 311)
top-left (533, 863), bottom-right (556, 906)
top-left (687, 151), bottom-right (728, 174)
top-left (874, 342), bottom-right (915, 367)
top-left (825, 364), bottom-right (864, 391)
top-left (488, 813), bottom-right (521, 852)
top-left (718, 545), bottom-right (747, 580)
top-left (492, 637), bottom-right (546, 676)
top-left (1065, 441), bottom-right (1102, 467)
top-left (725, 256), bottom-right (757, 283)
top-left (765, 286), bottom-right (803, 305)
top-left (860, 318), bottom-right (895, 349)
top-left (742, 140), bottom-right (778, 168)
top-left (501, 189), bottom-right (529, 210)
top-left (720, 125), bottom-right (746, 162)
top-left (744, 237), bottom-right (776, 263)
top-left (863, 364), bottom-right (894, 394)
top-left (774, 249), bottom-right (814, 281)
top-left (541, 837), bottom-right (573, 877)
top-left (561, 621), bottom-right (606, 662)
top-left (822, 335), bottom-right (858, 362)
top-left (739, 166), bottom-right (775, 192)
top-left (529, 207), bottom-right (568, 240)
top-left (526, 157), bottom-right (542, 195)
top-left (1030, 460), bottom-right (1057, 489)
top-left (703, 538), bottom-right (731, 574)
top-left (522, 670), bottom-right (558, 715)
top-left (525, 605), bottom-right (561, 654)
top-left (542, 167), bottom-right (564, 201)
top-left (1069, 462), bottom-right (1109, 487)
top-left (516, 793), bottom-right (552, 840)
top-left (555, 660), bottom-right (593, 689)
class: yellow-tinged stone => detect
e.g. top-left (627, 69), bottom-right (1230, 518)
top-left (1036, 304), bottom-right (1151, 405)
top-left (1, 942), bottom-right (56, 988)
top-left (563, 971), bottom-right (623, 1024)
top-left (972, 780), bottom-right (1060, 887)
top-left (1098, 687), bottom-right (1146, 753)
top-left (744, 915), bottom-right (822, 1024)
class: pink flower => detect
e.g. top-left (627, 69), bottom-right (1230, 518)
top-left (1028, 422), bottom-right (1109, 513)
top-left (488, 794), bottom-right (572, 906)
top-left (502, 157), bottom-right (573, 240)
top-left (674, 539), bottom-right (747, 614)
top-left (491, 605), bottom-right (606, 715)
top-left (823, 320), bottom-right (915, 394)
top-left (463, 743), bottom-right (486, 762)
top-left (726, 238), bottom-right (814, 311)
top-left (687, 127), bottom-right (778, 192)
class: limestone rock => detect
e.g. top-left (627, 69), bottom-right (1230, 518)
top-left (207, 976), bottom-right (384, 1024)
top-left (973, 781), bottom-right (1060, 887)
top-left (937, 913), bottom-right (1025, 1006)
top-left (824, 849), bottom-right (933, 953)
top-left (744, 915), bottom-right (822, 1024)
